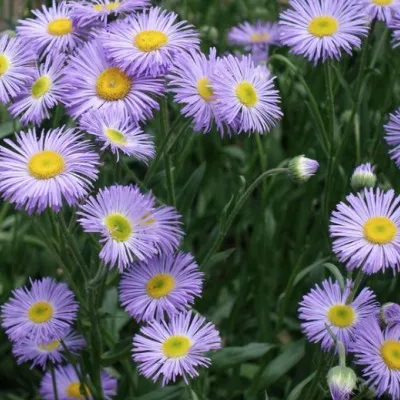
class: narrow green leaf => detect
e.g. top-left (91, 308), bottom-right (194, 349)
top-left (132, 386), bottom-right (184, 400)
top-left (287, 372), bottom-right (317, 400)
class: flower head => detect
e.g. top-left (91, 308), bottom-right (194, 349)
top-left (103, 7), bottom-right (200, 76)
top-left (212, 54), bottom-right (282, 134)
top-left (330, 188), bottom-right (400, 274)
top-left (298, 279), bottom-right (378, 351)
top-left (79, 108), bottom-right (155, 162)
top-left (0, 34), bottom-right (35, 104)
top-left (133, 311), bottom-right (221, 385)
top-left (168, 48), bottom-right (223, 134)
top-left (71, 0), bottom-right (150, 27)
top-left (12, 329), bottom-right (85, 369)
top-left (1, 278), bottom-right (78, 344)
top-left (288, 155), bottom-right (319, 183)
top-left (78, 185), bottom-right (183, 271)
top-left (0, 127), bottom-right (100, 214)
top-left (120, 252), bottom-right (203, 322)
top-left (381, 303), bottom-right (400, 328)
top-left (16, 0), bottom-right (89, 59)
top-left (384, 107), bottom-right (400, 167)
top-left (390, 15), bottom-right (400, 48)
top-left (351, 317), bottom-right (400, 399)
top-left (9, 54), bottom-right (68, 125)
top-left (63, 40), bottom-right (164, 122)
top-left (279, 0), bottom-right (368, 64)
top-left (40, 364), bottom-right (117, 400)
top-left (361, 0), bottom-right (400, 24)
top-left (350, 162), bottom-right (377, 191)
top-left (327, 365), bottom-right (357, 400)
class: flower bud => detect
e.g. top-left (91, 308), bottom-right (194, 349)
top-left (350, 163), bottom-right (376, 192)
top-left (327, 366), bottom-right (357, 400)
top-left (288, 155), bottom-right (319, 183)
top-left (380, 302), bottom-right (400, 327)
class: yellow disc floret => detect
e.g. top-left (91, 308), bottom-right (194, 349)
top-left (39, 340), bottom-right (60, 352)
top-left (47, 18), bottom-right (73, 36)
top-left (146, 274), bottom-right (176, 298)
top-left (104, 128), bottom-right (127, 145)
top-left (363, 216), bottom-right (397, 245)
top-left (28, 301), bottom-right (54, 323)
top-left (308, 16), bottom-right (339, 38)
top-left (162, 335), bottom-right (191, 358)
top-left (105, 213), bottom-right (132, 242)
top-left (0, 54), bottom-right (10, 75)
top-left (134, 30), bottom-right (168, 52)
top-left (250, 33), bottom-right (270, 43)
top-left (96, 68), bottom-right (131, 101)
top-left (197, 77), bottom-right (214, 102)
top-left (31, 76), bottom-right (52, 99)
top-left (94, 1), bottom-right (121, 11)
top-left (65, 382), bottom-right (90, 399)
top-left (236, 82), bottom-right (258, 107)
top-left (28, 150), bottom-right (65, 180)
top-left (381, 340), bottom-right (400, 370)
top-left (327, 304), bottom-right (355, 328)
top-left (372, 0), bottom-right (393, 5)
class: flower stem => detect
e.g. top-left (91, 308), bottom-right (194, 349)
top-left (50, 364), bottom-right (59, 400)
top-left (346, 269), bottom-right (364, 304)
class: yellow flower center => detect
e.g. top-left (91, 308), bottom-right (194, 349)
top-left (372, 0), bottom-right (393, 5)
top-left (31, 76), bottom-right (52, 98)
top-left (381, 340), bottom-right (400, 369)
top-left (0, 54), bottom-right (10, 75)
top-left (162, 335), bottom-right (191, 358)
top-left (94, 1), bottom-right (120, 11)
top-left (65, 382), bottom-right (90, 399)
top-left (308, 16), bottom-right (339, 38)
top-left (39, 340), bottom-right (60, 352)
top-left (96, 68), bottom-right (131, 101)
top-left (250, 33), bottom-right (270, 43)
top-left (363, 216), bottom-right (397, 245)
top-left (327, 304), bottom-right (355, 328)
top-left (47, 18), bottom-right (73, 36)
top-left (28, 301), bottom-right (53, 323)
top-left (134, 30), bottom-right (169, 52)
top-left (236, 82), bottom-right (258, 107)
top-left (28, 150), bottom-right (65, 180)
top-left (105, 213), bottom-right (132, 241)
top-left (197, 77), bottom-right (214, 102)
top-left (104, 128), bottom-right (127, 145)
top-left (146, 273), bottom-right (176, 298)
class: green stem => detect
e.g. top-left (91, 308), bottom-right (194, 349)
top-left (255, 134), bottom-right (268, 201)
top-left (50, 364), bottom-right (59, 400)
top-left (200, 168), bottom-right (288, 271)
top-left (160, 98), bottom-right (176, 207)
top-left (346, 269), bottom-right (364, 304)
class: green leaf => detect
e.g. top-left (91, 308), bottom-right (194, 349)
top-left (212, 343), bottom-right (275, 369)
top-left (132, 386), bottom-right (184, 400)
top-left (0, 121), bottom-right (20, 139)
top-left (101, 337), bottom-right (131, 365)
top-left (287, 372), bottom-right (317, 400)
top-left (203, 248), bottom-right (235, 272)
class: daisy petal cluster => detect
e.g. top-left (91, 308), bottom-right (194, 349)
top-left (360, 0), bottom-right (400, 24)
top-left (279, 0), bottom-right (368, 64)
top-left (385, 107), bottom-right (400, 166)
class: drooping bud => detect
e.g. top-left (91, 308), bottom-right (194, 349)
top-left (380, 302), bottom-right (400, 328)
top-left (288, 155), bottom-right (319, 183)
top-left (350, 163), bottom-right (376, 192)
top-left (327, 366), bottom-right (357, 400)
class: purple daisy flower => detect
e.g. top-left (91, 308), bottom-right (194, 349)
top-left (133, 311), bottom-right (221, 385)
top-left (330, 188), bottom-right (400, 274)
top-left (63, 39), bottom-right (164, 122)
top-left (8, 54), bottom-right (68, 126)
top-left (79, 108), bottom-right (155, 162)
top-left (298, 279), bottom-right (378, 351)
top-left (1, 278), bottom-right (78, 344)
top-left (360, 0), bottom-right (400, 24)
top-left (279, 0), bottom-right (368, 64)
top-left (228, 21), bottom-right (280, 49)
top-left (350, 162), bottom-right (377, 191)
top-left (12, 329), bottom-right (85, 369)
top-left (119, 252), bottom-right (203, 322)
top-left (103, 7), bottom-right (200, 76)
top-left (0, 127), bottom-right (100, 214)
top-left (168, 48), bottom-right (223, 134)
top-left (70, 0), bottom-right (150, 27)
top-left (381, 303), bottom-right (400, 329)
top-left (40, 364), bottom-right (117, 400)
top-left (0, 35), bottom-right (35, 104)
top-left (390, 15), bottom-right (400, 48)
top-left (16, 0), bottom-right (89, 59)
top-left (351, 317), bottom-right (400, 398)
top-left (385, 107), bottom-right (400, 167)
top-left (211, 54), bottom-right (282, 134)
top-left (78, 185), bottom-right (182, 270)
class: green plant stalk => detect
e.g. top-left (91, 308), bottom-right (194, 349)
top-left (50, 364), bottom-right (59, 400)
top-left (160, 98), bottom-right (176, 207)
top-left (346, 269), bottom-right (364, 304)
top-left (200, 168), bottom-right (288, 271)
